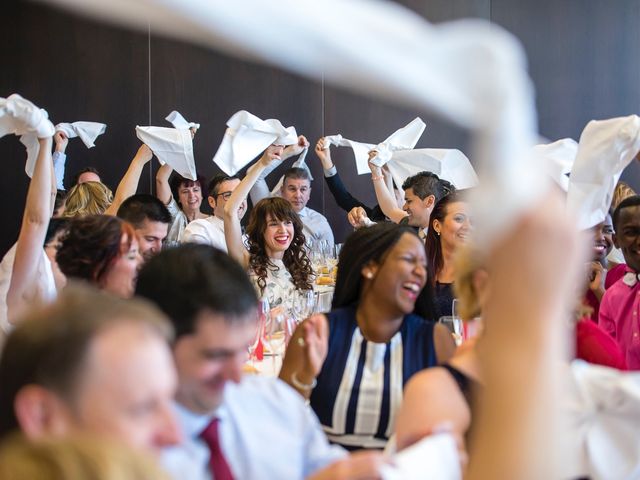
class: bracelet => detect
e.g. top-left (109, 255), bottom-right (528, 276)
top-left (291, 371), bottom-right (317, 391)
top-left (371, 175), bottom-right (384, 181)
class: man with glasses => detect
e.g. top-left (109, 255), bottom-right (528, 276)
top-left (182, 174), bottom-right (247, 252)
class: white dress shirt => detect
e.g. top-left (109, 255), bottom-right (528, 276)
top-left (182, 215), bottom-right (227, 252)
top-left (162, 376), bottom-right (345, 480)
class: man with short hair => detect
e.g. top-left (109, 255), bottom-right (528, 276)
top-left (73, 166), bottom-right (102, 185)
top-left (117, 194), bottom-right (172, 260)
top-left (400, 172), bottom-right (454, 235)
top-left (350, 168), bottom-right (454, 238)
top-left (0, 284), bottom-right (180, 453)
top-left (250, 140), bottom-right (335, 247)
top-left (135, 244), bottom-right (383, 479)
top-left (599, 195), bottom-right (640, 370)
top-left (181, 174), bottom-right (247, 252)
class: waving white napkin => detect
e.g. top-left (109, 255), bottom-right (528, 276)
top-left (562, 360), bottom-right (640, 480)
top-left (0, 94), bottom-right (55, 177)
top-left (385, 148), bottom-right (478, 191)
top-left (212, 110), bottom-right (298, 175)
top-left (55, 121), bottom-right (106, 148)
top-left (531, 138), bottom-right (578, 192)
top-left (567, 116), bottom-right (640, 230)
top-left (323, 118), bottom-right (425, 175)
top-left (136, 126), bottom-right (197, 180)
top-left (269, 146), bottom-right (313, 195)
top-left (165, 110), bottom-right (200, 131)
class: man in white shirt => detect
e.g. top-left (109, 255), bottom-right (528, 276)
top-left (182, 174), bottom-right (247, 252)
top-left (135, 244), bottom-right (384, 480)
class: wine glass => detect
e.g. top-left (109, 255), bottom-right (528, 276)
top-left (248, 297), bottom-right (269, 364)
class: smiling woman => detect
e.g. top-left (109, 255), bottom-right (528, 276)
top-left (279, 222), bottom-right (455, 450)
top-left (224, 150), bottom-right (313, 306)
top-left (56, 215), bottom-right (142, 298)
top-left (425, 192), bottom-right (472, 319)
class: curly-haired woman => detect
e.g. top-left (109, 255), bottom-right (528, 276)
top-left (224, 147), bottom-right (313, 307)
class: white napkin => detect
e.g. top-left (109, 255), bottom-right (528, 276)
top-left (135, 126), bottom-right (197, 180)
top-left (567, 115), bottom-right (640, 230)
top-left (55, 121), bottom-right (106, 148)
top-left (531, 138), bottom-right (578, 192)
top-left (269, 146), bottom-right (313, 195)
top-left (212, 110), bottom-right (298, 175)
top-left (322, 134), bottom-right (375, 175)
top-left (384, 148), bottom-right (478, 191)
top-left (561, 360), bottom-right (640, 480)
top-left (323, 118), bottom-right (425, 175)
top-left (0, 94), bottom-right (55, 177)
top-left (380, 433), bottom-right (461, 480)
top-left (165, 110), bottom-right (200, 131)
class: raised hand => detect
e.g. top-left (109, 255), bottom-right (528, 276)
top-left (347, 206), bottom-right (372, 229)
top-left (53, 131), bottom-right (68, 153)
top-left (283, 135), bottom-right (309, 158)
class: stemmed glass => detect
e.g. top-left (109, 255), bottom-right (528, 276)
top-left (248, 297), bottom-right (269, 364)
top-left (291, 289), bottom-right (315, 323)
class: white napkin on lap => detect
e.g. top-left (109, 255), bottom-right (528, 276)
top-left (165, 110), bottom-right (200, 131)
top-left (0, 94), bottom-right (55, 177)
top-left (567, 115), bottom-right (640, 230)
top-left (55, 121), bottom-right (106, 148)
top-left (212, 110), bottom-right (298, 175)
top-left (532, 138), bottom-right (577, 192)
top-left (136, 126), bottom-right (197, 180)
top-left (381, 433), bottom-right (461, 480)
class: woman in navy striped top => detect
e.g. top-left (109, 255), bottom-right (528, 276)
top-left (280, 223), bottom-right (455, 450)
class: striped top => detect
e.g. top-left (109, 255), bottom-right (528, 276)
top-left (309, 306), bottom-right (438, 449)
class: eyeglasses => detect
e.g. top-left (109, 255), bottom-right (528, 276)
top-left (215, 191), bottom-right (233, 201)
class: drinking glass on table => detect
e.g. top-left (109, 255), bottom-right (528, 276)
top-left (248, 297), bottom-right (269, 364)
top-left (292, 289), bottom-right (315, 322)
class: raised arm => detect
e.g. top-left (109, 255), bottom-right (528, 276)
top-left (104, 144), bottom-right (153, 216)
top-left (52, 131), bottom-right (68, 191)
top-left (368, 151), bottom-right (407, 223)
top-left (248, 135), bottom-right (309, 205)
top-left (7, 136), bottom-right (54, 325)
top-left (224, 154), bottom-right (280, 268)
top-left (316, 137), bottom-right (372, 214)
top-left (155, 163), bottom-right (173, 205)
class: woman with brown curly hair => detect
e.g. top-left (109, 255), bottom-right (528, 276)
top-left (56, 215), bottom-right (142, 298)
top-left (224, 148), bottom-right (313, 307)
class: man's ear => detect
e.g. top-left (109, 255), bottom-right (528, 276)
top-left (424, 195), bottom-right (436, 209)
top-left (207, 196), bottom-right (216, 211)
top-left (613, 232), bottom-right (620, 249)
top-left (14, 385), bottom-right (72, 439)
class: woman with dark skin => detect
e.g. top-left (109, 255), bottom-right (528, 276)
top-left (280, 223), bottom-right (455, 450)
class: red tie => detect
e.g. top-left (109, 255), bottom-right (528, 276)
top-left (200, 418), bottom-right (234, 480)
